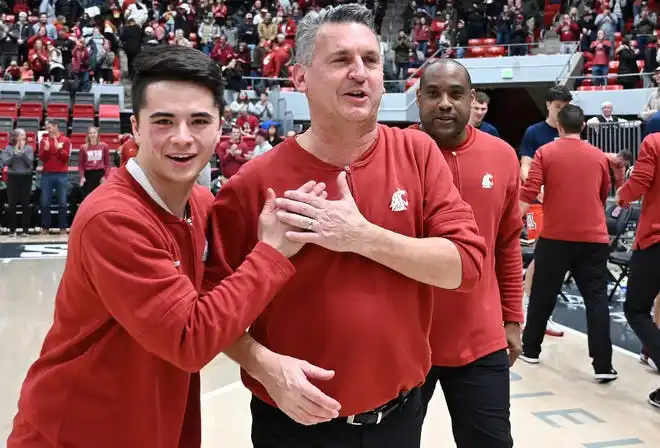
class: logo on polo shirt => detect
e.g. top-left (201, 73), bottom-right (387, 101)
top-left (481, 173), bottom-right (494, 189)
top-left (389, 188), bottom-right (409, 212)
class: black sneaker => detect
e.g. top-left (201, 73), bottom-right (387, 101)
top-left (649, 388), bottom-right (660, 409)
top-left (595, 368), bottom-right (618, 383)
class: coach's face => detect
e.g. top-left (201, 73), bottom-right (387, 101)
top-left (293, 22), bottom-right (383, 124)
top-left (131, 80), bottom-right (221, 187)
top-left (417, 63), bottom-right (474, 147)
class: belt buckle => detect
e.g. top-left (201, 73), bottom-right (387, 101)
top-left (346, 411), bottom-right (383, 426)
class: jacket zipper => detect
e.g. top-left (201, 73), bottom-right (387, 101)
top-left (184, 215), bottom-right (197, 285)
top-left (343, 165), bottom-right (358, 202)
top-left (447, 151), bottom-right (462, 194)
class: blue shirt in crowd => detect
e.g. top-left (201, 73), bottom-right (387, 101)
top-left (519, 121), bottom-right (560, 158)
top-left (477, 121), bottom-right (500, 137)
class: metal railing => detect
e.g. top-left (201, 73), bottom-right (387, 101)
top-left (585, 120), bottom-right (643, 162)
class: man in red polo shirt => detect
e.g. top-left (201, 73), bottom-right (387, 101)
top-left (205, 5), bottom-right (487, 447)
top-left (519, 104), bottom-right (616, 382)
top-left (414, 59), bottom-right (523, 447)
top-left (616, 133), bottom-right (660, 408)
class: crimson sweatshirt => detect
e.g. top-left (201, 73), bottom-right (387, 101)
top-left (8, 167), bottom-right (295, 448)
top-left (38, 134), bottom-right (71, 173)
top-left (618, 133), bottom-right (660, 250)
top-left (204, 125), bottom-right (487, 416)
top-left (520, 137), bottom-right (610, 244)
top-left (412, 125), bottom-right (524, 366)
top-left (78, 142), bottom-right (111, 179)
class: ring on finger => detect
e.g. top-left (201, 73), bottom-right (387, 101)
top-left (305, 218), bottom-right (314, 230)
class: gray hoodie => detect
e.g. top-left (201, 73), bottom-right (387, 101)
top-left (1, 144), bottom-right (34, 174)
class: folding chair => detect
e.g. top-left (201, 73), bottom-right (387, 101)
top-left (605, 203), bottom-right (634, 302)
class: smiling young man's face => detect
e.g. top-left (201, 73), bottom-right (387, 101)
top-left (131, 80), bottom-right (221, 187)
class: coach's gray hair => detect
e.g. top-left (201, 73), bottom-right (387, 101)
top-left (12, 128), bottom-right (25, 139)
top-left (295, 3), bottom-right (377, 66)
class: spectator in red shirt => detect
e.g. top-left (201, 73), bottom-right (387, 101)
top-left (79, 126), bottom-right (111, 198)
top-left (616, 133), bottom-right (660, 409)
top-left (414, 59), bottom-right (523, 447)
top-left (555, 13), bottom-right (581, 53)
top-left (39, 119), bottom-right (71, 234)
top-left (590, 30), bottom-right (612, 86)
top-left (210, 35), bottom-right (235, 66)
top-left (236, 110), bottom-right (260, 136)
top-left (27, 39), bottom-right (49, 81)
top-left (205, 5), bottom-right (486, 447)
top-left (519, 104), bottom-right (617, 382)
top-left (605, 149), bottom-right (633, 189)
top-left (119, 134), bottom-right (139, 167)
top-left (217, 126), bottom-right (249, 180)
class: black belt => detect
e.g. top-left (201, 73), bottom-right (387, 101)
top-left (343, 389), bottom-right (414, 426)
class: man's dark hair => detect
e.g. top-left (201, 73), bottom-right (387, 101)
top-left (420, 59), bottom-right (472, 89)
top-left (557, 104), bottom-right (584, 134)
top-left (547, 85), bottom-right (572, 103)
top-left (475, 91), bottom-right (490, 104)
top-left (131, 45), bottom-right (224, 119)
top-left (45, 119), bottom-right (59, 128)
top-left (618, 149), bottom-right (633, 163)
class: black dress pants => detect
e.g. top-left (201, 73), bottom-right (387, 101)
top-left (523, 238), bottom-right (613, 372)
top-left (624, 243), bottom-right (660, 369)
top-left (420, 349), bottom-right (513, 448)
top-left (251, 388), bottom-right (424, 448)
top-left (6, 173), bottom-right (32, 233)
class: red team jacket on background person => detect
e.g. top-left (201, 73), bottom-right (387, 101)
top-left (8, 166), bottom-right (297, 448)
top-left (38, 134), bottom-right (71, 172)
top-left (520, 138), bottom-right (611, 244)
top-left (410, 124), bottom-right (524, 366)
top-left (618, 134), bottom-right (660, 249)
top-left (204, 125), bottom-right (487, 416)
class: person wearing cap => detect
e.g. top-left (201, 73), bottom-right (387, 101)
top-left (198, 12), bottom-right (221, 55)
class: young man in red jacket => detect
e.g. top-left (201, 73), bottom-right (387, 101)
top-left (39, 119), bottom-right (71, 233)
top-left (204, 5), bottom-right (487, 447)
top-left (616, 133), bottom-right (660, 408)
top-left (519, 104), bottom-right (617, 382)
top-left (414, 59), bottom-right (523, 447)
top-left (7, 45), bottom-right (326, 448)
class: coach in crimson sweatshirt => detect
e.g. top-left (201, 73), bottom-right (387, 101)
top-left (617, 133), bottom-right (660, 407)
top-left (38, 119), bottom-right (71, 232)
top-left (413, 60), bottom-right (523, 447)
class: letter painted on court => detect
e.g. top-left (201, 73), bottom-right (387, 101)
top-left (19, 244), bottom-right (68, 258)
top-left (582, 439), bottom-right (644, 447)
top-left (532, 408), bottom-right (605, 428)
top-left (510, 371), bottom-right (522, 382)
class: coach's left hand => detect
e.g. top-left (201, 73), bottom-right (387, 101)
top-left (275, 171), bottom-right (370, 253)
top-left (504, 322), bottom-right (522, 366)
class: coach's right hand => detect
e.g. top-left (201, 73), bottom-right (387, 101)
top-left (258, 181), bottom-right (326, 258)
top-left (255, 351), bottom-right (341, 425)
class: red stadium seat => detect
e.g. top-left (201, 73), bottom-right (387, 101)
top-left (637, 60), bottom-right (645, 71)
top-left (25, 132), bottom-right (36, 147)
top-left (69, 133), bottom-right (87, 149)
top-left (100, 133), bottom-right (120, 150)
top-left (46, 103), bottom-right (69, 119)
top-left (405, 78), bottom-right (418, 91)
top-left (468, 39), bottom-right (483, 47)
top-left (0, 131), bottom-right (9, 148)
top-left (20, 103), bottom-right (43, 120)
top-left (72, 104), bottom-right (94, 119)
top-left (608, 60), bottom-right (619, 72)
top-left (605, 84), bottom-right (624, 90)
top-left (4, 15), bottom-right (15, 23)
top-left (99, 104), bottom-right (120, 119)
top-left (0, 102), bottom-right (18, 120)
top-left (468, 46), bottom-right (486, 57)
top-left (486, 46), bottom-right (506, 57)
top-left (483, 38), bottom-right (497, 46)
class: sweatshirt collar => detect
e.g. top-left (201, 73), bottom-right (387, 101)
top-left (125, 158), bottom-right (176, 216)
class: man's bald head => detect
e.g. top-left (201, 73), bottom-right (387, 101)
top-left (420, 59), bottom-right (472, 90)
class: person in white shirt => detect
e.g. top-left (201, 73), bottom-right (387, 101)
top-left (249, 129), bottom-right (273, 158)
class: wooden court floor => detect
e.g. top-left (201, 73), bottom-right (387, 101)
top-left (1, 256), bottom-right (659, 447)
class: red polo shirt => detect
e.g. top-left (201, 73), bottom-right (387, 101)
top-left (204, 125), bottom-right (487, 416)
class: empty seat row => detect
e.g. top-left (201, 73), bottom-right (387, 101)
top-left (0, 90), bottom-right (121, 108)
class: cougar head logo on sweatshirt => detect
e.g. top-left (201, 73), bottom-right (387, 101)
top-left (389, 188), bottom-right (409, 212)
top-left (481, 173), bottom-right (494, 189)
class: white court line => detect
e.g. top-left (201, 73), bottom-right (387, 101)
top-left (555, 323), bottom-right (640, 360)
top-left (0, 256), bottom-right (66, 262)
top-left (201, 380), bottom-right (242, 403)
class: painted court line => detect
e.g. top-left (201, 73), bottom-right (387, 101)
top-left (201, 380), bottom-right (242, 403)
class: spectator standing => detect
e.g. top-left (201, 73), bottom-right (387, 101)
top-left (1, 128), bottom-right (34, 236)
top-left (39, 120), bottom-right (71, 234)
top-left (79, 127), bottom-right (111, 198)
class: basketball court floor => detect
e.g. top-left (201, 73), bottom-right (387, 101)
top-left (1, 238), bottom-right (659, 447)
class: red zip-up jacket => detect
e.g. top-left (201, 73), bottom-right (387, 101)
top-left (78, 142), bottom-right (111, 179)
top-left (520, 137), bottom-right (610, 244)
top-left (618, 133), bottom-right (660, 249)
top-left (204, 125), bottom-right (487, 416)
top-left (39, 134), bottom-right (71, 173)
top-left (8, 167), bottom-right (295, 448)
top-left (411, 125), bottom-right (524, 366)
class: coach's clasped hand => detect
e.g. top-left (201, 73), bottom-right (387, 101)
top-left (253, 351), bottom-right (342, 426)
top-left (275, 171), bottom-right (370, 253)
